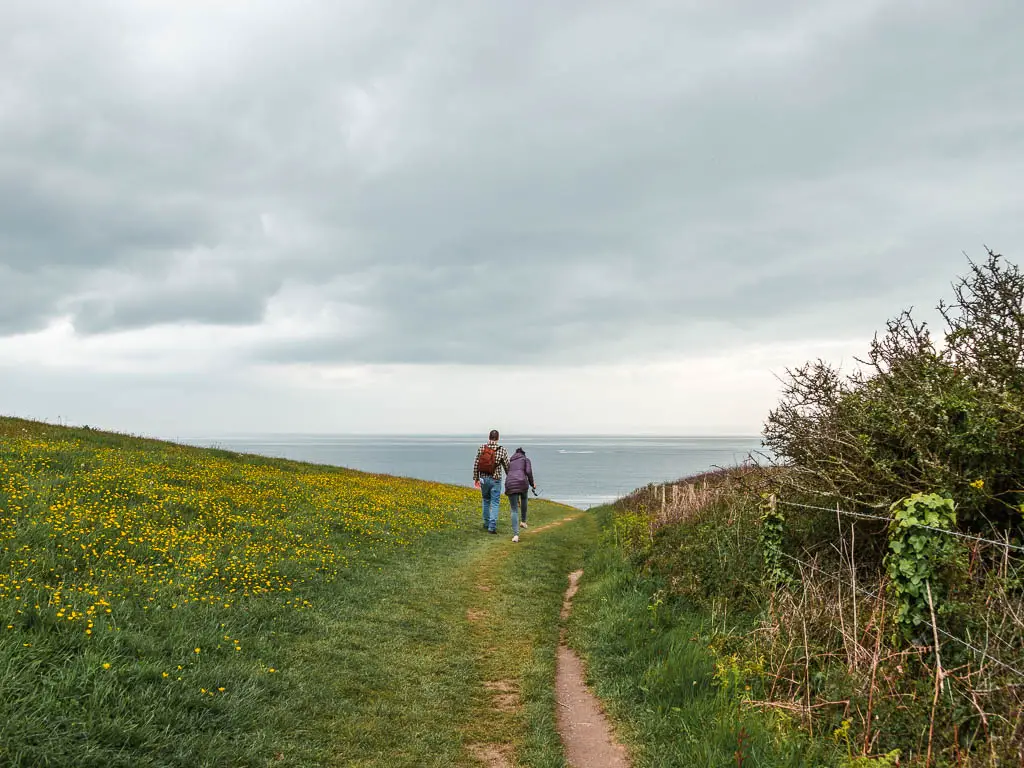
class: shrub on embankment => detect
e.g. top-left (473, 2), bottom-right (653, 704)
top-left (601, 252), bottom-right (1024, 766)
top-left (765, 248), bottom-right (1024, 531)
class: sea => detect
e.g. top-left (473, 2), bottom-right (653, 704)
top-left (179, 435), bottom-right (765, 510)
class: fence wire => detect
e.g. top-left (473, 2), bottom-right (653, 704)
top-left (776, 498), bottom-right (1024, 554)
top-left (777, 550), bottom-right (1024, 681)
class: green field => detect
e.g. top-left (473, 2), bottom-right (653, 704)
top-left (0, 417), bottom-right (598, 767)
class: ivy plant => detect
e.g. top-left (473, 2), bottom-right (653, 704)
top-left (759, 494), bottom-right (789, 587)
top-left (884, 493), bottom-right (964, 642)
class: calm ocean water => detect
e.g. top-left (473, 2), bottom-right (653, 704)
top-left (179, 435), bottom-right (764, 509)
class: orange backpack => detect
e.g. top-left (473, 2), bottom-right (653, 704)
top-left (478, 445), bottom-right (497, 475)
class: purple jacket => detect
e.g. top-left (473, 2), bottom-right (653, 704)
top-left (504, 449), bottom-right (535, 495)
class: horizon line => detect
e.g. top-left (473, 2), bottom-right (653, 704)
top-left (171, 431), bottom-right (765, 439)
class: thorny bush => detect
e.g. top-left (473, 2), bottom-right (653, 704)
top-left (765, 249), bottom-right (1024, 536)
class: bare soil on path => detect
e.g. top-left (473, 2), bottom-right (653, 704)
top-left (524, 514), bottom-right (583, 535)
top-left (555, 571), bottom-right (631, 768)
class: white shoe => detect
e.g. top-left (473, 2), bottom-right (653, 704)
top-left (520, 522), bottom-right (528, 529)
top-left (512, 535), bottom-right (519, 543)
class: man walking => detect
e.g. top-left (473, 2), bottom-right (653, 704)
top-left (473, 429), bottom-right (510, 534)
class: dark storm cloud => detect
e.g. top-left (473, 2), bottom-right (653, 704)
top-left (2, 1), bottom-right (1023, 361)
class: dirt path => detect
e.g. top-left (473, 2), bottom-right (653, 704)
top-left (556, 570), bottom-right (631, 768)
top-left (523, 512), bottom-right (583, 536)
top-left (463, 511), bottom-right (574, 768)
top-left (463, 510), bottom-right (627, 768)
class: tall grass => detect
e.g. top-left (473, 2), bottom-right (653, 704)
top-left (591, 464), bottom-right (1024, 766)
top-left (568, 509), bottom-right (841, 767)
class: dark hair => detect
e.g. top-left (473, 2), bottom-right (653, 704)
top-left (489, 429), bottom-right (499, 441)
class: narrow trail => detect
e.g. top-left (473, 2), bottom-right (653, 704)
top-left (555, 570), bottom-right (631, 768)
top-left (463, 510), bottom-right (629, 768)
top-left (522, 512), bottom-right (584, 535)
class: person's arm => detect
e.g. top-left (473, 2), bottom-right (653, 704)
top-left (500, 447), bottom-right (510, 475)
top-left (473, 446), bottom-right (481, 485)
top-left (525, 458), bottom-right (535, 489)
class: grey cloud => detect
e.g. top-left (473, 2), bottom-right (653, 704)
top-left (0, 265), bottom-right (80, 333)
top-left (1, 1), bottom-right (1023, 362)
top-left (70, 284), bottom-right (270, 335)
top-left (0, 176), bottom-right (214, 271)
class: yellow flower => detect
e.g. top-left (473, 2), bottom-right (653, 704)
top-left (102, 662), bottom-right (111, 669)
top-left (970, 478), bottom-right (985, 489)
top-left (194, 647), bottom-right (201, 654)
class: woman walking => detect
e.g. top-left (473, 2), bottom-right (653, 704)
top-left (504, 447), bottom-right (536, 543)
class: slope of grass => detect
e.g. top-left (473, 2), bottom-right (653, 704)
top-left (0, 417), bottom-right (590, 766)
top-left (568, 507), bottom-right (844, 768)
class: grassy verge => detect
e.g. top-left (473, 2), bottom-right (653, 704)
top-left (568, 507), bottom-right (843, 768)
top-left (0, 417), bottom-right (592, 766)
top-left (596, 465), bottom-right (1024, 766)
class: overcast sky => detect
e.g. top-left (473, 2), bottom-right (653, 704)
top-left (1, 1), bottom-right (1022, 436)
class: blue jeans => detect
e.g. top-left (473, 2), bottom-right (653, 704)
top-left (508, 493), bottom-right (526, 537)
top-left (480, 475), bottom-right (501, 531)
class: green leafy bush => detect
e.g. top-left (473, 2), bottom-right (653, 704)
top-left (765, 249), bottom-right (1024, 535)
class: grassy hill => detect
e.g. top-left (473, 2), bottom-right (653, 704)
top-left (0, 417), bottom-right (594, 767)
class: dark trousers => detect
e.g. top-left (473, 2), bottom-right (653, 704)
top-left (508, 492), bottom-right (528, 523)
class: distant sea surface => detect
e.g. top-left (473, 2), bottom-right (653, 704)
top-left (178, 435), bottom-right (765, 510)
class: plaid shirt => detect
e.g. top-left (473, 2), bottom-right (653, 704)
top-left (473, 441), bottom-right (510, 482)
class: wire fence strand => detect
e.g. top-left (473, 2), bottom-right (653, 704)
top-left (777, 551), bottom-right (1024, 681)
top-left (775, 499), bottom-right (1024, 554)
